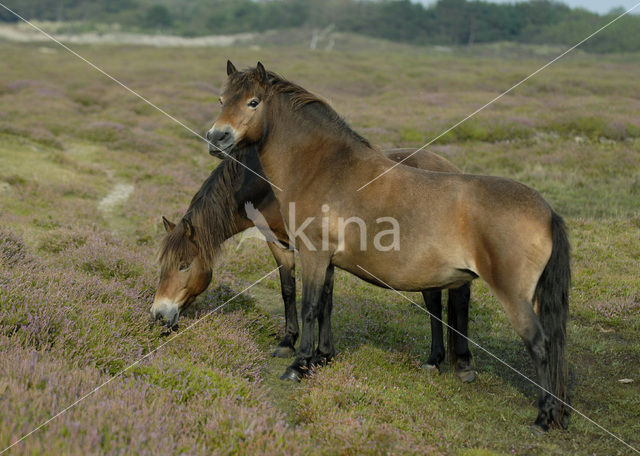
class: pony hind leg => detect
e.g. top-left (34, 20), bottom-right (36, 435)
top-left (489, 211), bottom-right (571, 430)
top-left (498, 292), bottom-right (559, 431)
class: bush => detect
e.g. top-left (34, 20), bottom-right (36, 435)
top-left (144, 5), bottom-right (173, 29)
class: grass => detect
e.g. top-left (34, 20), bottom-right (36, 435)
top-left (0, 36), bottom-right (639, 454)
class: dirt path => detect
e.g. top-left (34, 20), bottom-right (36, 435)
top-left (97, 182), bottom-right (134, 213)
top-left (97, 181), bottom-right (135, 234)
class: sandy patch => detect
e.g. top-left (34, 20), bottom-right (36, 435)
top-left (98, 183), bottom-right (134, 213)
top-left (0, 24), bottom-right (254, 47)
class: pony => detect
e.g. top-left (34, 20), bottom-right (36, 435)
top-left (206, 61), bottom-right (571, 431)
top-left (151, 145), bottom-right (475, 380)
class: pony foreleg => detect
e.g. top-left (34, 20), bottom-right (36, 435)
top-left (422, 290), bottom-right (445, 372)
top-left (448, 283), bottom-right (475, 382)
top-left (314, 264), bottom-right (336, 366)
top-left (268, 243), bottom-right (298, 358)
top-left (281, 254), bottom-right (331, 382)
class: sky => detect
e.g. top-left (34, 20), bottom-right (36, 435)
top-left (414, 0), bottom-right (639, 15)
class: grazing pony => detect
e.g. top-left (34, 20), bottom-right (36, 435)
top-left (207, 61), bottom-right (570, 431)
top-left (151, 145), bottom-right (475, 380)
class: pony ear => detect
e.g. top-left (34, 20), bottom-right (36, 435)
top-left (226, 60), bottom-right (237, 76)
top-left (162, 216), bottom-right (176, 232)
top-left (256, 62), bottom-right (267, 83)
top-left (182, 217), bottom-right (195, 240)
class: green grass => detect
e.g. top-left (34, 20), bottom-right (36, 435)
top-left (0, 38), bottom-right (639, 454)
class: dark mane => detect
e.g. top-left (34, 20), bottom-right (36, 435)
top-left (158, 155), bottom-right (244, 269)
top-left (228, 68), bottom-right (372, 148)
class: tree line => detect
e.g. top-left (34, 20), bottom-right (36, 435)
top-left (1, 0), bottom-right (637, 53)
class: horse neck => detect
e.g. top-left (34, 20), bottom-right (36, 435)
top-left (186, 161), bottom-right (247, 264)
top-left (259, 97), bottom-right (360, 191)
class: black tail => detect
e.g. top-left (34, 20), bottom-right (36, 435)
top-left (534, 210), bottom-right (571, 428)
top-left (447, 296), bottom-right (457, 368)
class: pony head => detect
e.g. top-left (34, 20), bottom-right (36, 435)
top-left (207, 61), bottom-right (269, 156)
top-left (151, 216), bottom-right (212, 328)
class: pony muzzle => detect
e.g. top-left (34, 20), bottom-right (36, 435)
top-left (150, 298), bottom-right (180, 329)
top-left (207, 125), bottom-right (236, 157)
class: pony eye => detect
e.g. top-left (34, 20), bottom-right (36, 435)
top-left (248, 98), bottom-right (260, 108)
top-left (178, 262), bottom-right (191, 272)
top-left (218, 97), bottom-right (223, 105)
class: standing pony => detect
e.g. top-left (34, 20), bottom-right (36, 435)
top-left (207, 62), bottom-right (570, 431)
top-left (151, 145), bottom-right (475, 380)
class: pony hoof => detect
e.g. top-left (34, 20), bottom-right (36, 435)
top-left (280, 367), bottom-right (301, 382)
top-left (421, 363), bottom-right (440, 374)
top-left (529, 424), bottom-right (547, 436)
top-left (456, 368), bottom-right (476, 383)
top-left (272, 345), bottom-right (296, 358)
top-left (311, 354), bottom-right (333, 367)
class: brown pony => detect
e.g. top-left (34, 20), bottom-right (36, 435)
top-left (207, 61), bottom-right (571, 431)
top-left (151, 144), bottom-right (475, 380)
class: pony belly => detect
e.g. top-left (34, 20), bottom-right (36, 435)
top-left (333, 249), bottom-right (475, 292)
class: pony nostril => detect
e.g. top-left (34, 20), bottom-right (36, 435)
top-left (210, 129), bottom-right (233, 149)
